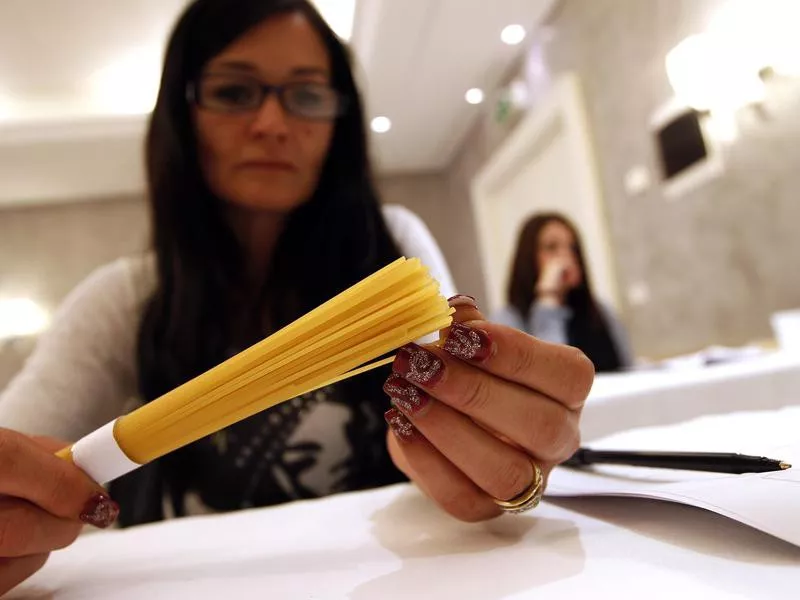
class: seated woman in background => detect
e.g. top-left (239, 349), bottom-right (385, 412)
top-left (492, 213), bottom-right (632, 372)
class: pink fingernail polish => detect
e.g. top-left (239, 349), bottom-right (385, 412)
top-left (448, 295), bottom-right (479, 309)
top-left (385, 408), bottom-right (419, 442)
top-left (393, 344), bottom-right (445, 386)
top-left (383, 374), bottom-right (431, 416)
top-left (80, 493), bottom-right (120, 529)
top-left (444, 323), bottom-right (494, 363)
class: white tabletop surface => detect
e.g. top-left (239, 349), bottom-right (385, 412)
top-left (9, 483), bottom-right (800, 600)
top-left (10, 351), bottom-right (800, 599)
top-left (582, 351), bottom-right (800, 440)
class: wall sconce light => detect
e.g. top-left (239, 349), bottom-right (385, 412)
top-left (665, 33), bottom-right (766, 113)
top-left (711, 0), bottom-right (800, 78)
top-left (0, 93), bottom-right (15, 123)
top-left (666, 0), bottom-right (800, 117)
top-left (0, 298), bottom-right (50, 341)
top-left (88, 48), bottom-right (162, 116)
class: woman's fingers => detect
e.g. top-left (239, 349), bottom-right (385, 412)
top-left (391, 294), bottom-right (589, 522)
top-left (0, 429), bottom-right (119, 528)
top-left (444, 321), bottom-right (595, 410)
top-left (0, 553), bottom-right (49, 597)
top-left (0, 498), bottom-right (82, 557)
top-left (445, 295), bottom-right (484, 324)
top-left (443, 296), bottom-right (594, 411)
top-left (385, 420), bottom-right (501, 523)
top-left (385, 376), bottom-right (537, 501)
top-left (390, 343), bottom-right (581, 463)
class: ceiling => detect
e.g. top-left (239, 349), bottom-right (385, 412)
top-left (0, 0), bottom-right (556, 205)
top-left (353, 0), bottom-right (556, 173)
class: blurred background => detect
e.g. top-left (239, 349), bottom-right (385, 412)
top-left (2, 0), bottom-right (800, 387)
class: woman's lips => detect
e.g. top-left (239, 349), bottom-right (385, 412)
top-left (240, 160), bottom-right (298, 172)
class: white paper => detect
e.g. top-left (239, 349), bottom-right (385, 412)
top-left (546, 407), bottom-right (800, 547)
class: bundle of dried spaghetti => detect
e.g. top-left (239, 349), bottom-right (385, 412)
top-left (57, 257), bottom-right (453, 484)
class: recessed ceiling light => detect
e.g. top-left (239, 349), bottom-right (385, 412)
top-left (465, 88), bottom-right (485, 105)
top-left (371, 116), bottom-right (392, 133)
top-left (501, 24), bottom-right (527, 45)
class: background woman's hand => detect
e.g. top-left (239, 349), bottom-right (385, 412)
top-left (385, 296), bottom-right (593, 522)
top-left (0, 430), bottom-right (119, 595)
top-left (536, 259), bottom-right (569, 304)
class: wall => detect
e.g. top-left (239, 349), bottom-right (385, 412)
top-left (0, 196), bottom-right (148, 388)
top-left (448, 0), bottom-right (800, 358)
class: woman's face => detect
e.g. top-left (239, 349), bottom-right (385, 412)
top-left (194, 13), bottom-right (335, 213)
top-left (536, 220), bottom-right (583, 289)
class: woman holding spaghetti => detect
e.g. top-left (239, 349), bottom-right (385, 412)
top-left (0, 0), bottom-right (592, 591)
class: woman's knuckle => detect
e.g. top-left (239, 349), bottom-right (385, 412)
top-left (509, 344), bottom-right (536, 380)
top-left (489, 459), bottom-right (532, 501)
top-left (552, 349), bottom-right (594, 407)
top-left (527, 410), bottom-right (574, 460)
top-left (570, 350), bottom-right (595, 400)
top-left (540, 420), bottom-right (564, 453)
top-left (560, 425), bottom-right (581, 459)
top-left (458, 375), bottom-right (492, 413)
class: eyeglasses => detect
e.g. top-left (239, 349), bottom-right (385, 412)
top-left (188, 73), bottom-right (347, 120)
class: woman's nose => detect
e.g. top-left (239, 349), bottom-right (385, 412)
top-left (250, 94), bottom-right (290, 138)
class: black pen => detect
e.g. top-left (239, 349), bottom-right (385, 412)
top-left (563, 448), bottom-right (792, 475)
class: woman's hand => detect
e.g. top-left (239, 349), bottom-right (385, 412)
top-left (384, 295), bottom-right (593, 522)
top-left (0, 430), bottom-right (119, 595)
top-left (536, 259), bottom-right (569, 305)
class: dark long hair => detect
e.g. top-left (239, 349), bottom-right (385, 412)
top-left (116, 0), bottom-right (402, 525)
top-left (507, 213), bottom-right (621, 372)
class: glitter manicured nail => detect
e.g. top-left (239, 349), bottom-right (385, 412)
top-left (385, 408), bottom-right (419, 442)
top-left (393, 344), bottom-right (445, 386)
top-left (80, 493), bottom-right (120, 529)
top-left (383, 374), bottom-right (431, 416)
top-left (444, 323), bottom-right (493, 363)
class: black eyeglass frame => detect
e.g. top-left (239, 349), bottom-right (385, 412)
top-left (185, 75), bottom-right (349, 121)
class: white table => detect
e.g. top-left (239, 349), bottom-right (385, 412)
top-left (11, 352), bottom-right (800, 599)
top-left (582, 351), bottom-right (800, 441)
top-left (8, 483), bottom-right (799, 600)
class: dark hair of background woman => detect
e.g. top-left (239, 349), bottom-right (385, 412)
top-left (111, 0), bottom-right (404, 525)
top-left (507, 213), bottom-right (622, 373)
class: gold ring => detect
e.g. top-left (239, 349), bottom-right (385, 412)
top-left (492, 461), bottom-right (544, 514)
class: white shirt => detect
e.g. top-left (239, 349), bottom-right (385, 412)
top-left (0, 204), bottom-right (456, 442)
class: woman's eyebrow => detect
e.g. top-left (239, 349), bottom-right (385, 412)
top-left (209, 60), bottom-right (259, 73)
top-left (289, 66), bottom-right (329, 77)
top-left (206, 62), bottom-right (329, 79)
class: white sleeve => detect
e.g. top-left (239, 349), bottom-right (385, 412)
top-left (0, 259), bottom-right (143, 442)
top-left (382, 204), bottom-right (457, 299)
